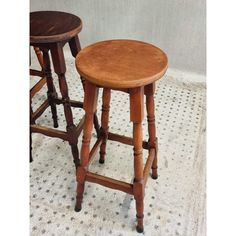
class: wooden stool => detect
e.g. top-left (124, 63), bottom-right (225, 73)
top-left (74, 40), bottom-right (168, 232)
top-left (30, 11), bottom-right (100, 167)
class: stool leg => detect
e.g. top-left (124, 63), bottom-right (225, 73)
top-left (50, 43), bottom-right (79, 168)
top-left (130, 87), bottom-right (145, 233)
top-left (133, 123), bottom-right (145, 233)
top-left (42, 49), bottom-right (58, 128)
top-left (93, 112), bottom-right (100, 137)
top-left (69, 36), bottom-right (101, 137)
top-left (99, 88), bottom-right (111, 164)
top-left (59, 73), bottom-right (79, 168)
top-left (81, 76), bottom-right (101, 137)
top-left (145, 83), bottom-right (158, 179)
top-left (33, 47), bottom-right (44, 68)
top-left (69, 36), bottom-right (81, 57)
top-left (75, 82), bottom-right (98, 211)
top-left (80, 77), bottom-right (100, 134)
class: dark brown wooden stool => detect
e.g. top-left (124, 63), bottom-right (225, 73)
top-left (74, 39), bottom-right (168, 232)
top-left (30, 11), bottom-right (100, 167)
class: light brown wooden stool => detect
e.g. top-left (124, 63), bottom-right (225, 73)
top-left (75, 39), bottom-right (168, 232)
top-left (30, 11), bottom-right (100, 167)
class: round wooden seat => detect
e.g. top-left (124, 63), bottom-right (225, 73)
top-left (76, 39), bottom-right (168, 88)
top-left (30, 11), bottom-right (82, 43)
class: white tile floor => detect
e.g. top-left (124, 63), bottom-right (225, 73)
top-left (30, 52), bottom-right (206, 236)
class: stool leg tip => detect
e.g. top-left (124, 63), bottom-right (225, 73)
top-left (136, 225), bottom-right (144, 233)
top-left (74, 205), bottom-right (82, 212)
top-left (99, 159), bottom-right (105, 164)
top-left (151, 174), bottom-right (158, 180)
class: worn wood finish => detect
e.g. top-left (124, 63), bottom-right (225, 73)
top-left (30, 11), bottom-right (100, 166)
top-left (30, 11), bottom-right (82, 43)
top-left (76, 40), bottom-right (168, 89)
top-left (75, 40), bottom-right (167, 232)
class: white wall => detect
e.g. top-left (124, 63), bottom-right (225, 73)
top-left (30, 0), bottom-right (206, 75)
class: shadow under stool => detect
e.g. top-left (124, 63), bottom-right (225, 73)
top-left (74, 39), bottom-right (168, 232)
top-left (30, 11), bottom-right (100, 168)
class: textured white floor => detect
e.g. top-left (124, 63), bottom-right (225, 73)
top-left (30, 52), bottom-right (206, 236)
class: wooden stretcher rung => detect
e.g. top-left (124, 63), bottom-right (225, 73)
top-left (54, 98), bottom-right (84, 108)
top-left (86, 171), bottom-right (133, 195)
top-left (30, 69), bottom-right (45, 77)
top-left (108, 132), bottom-right (149, 149)
top-left (30, 77), bottom-right (46, 98)
top-left (31, 100), bottom-right (49, 121)
top-left (30, 124), bottom-right (68, 140)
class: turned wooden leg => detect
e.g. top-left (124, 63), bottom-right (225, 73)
top-left (69, 35), bottom-right (81, 57)
top-left (99, 88), bottom-right (111, 164)
top-left (58, 75), bottom-right (79, 167)
top-left (145, 83), bottom-right (158, 179)
top-left (130, 87), bottom-right (145, 233)
top-left (33, 47), bottom-right (44, 68)
top-left (50, 43), bottom-right (79, 168)
top-left (42, 49), bottom-right (58, 128)
top-left (81, 76), bottom-right (100, 137)
top-left (75, 82), bottom-right (98, 211)
top-left (93, 112), bottom-right (100, 137)
top-left (69, 36), bottom-right (101, 137)
top-left (80, 75), bottom-right (100, 137)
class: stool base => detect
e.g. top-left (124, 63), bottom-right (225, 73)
top-left (75, 81), bottom-right (159, 232)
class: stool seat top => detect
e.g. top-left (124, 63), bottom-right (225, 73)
top-left (30, 11), bottom-right (82, 44)
top-left (76, 40), bottom-right (168, 89)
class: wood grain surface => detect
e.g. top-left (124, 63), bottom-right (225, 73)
top-left (30, 11), bottom-right (82, 43)
top-left (76, 39), bottom-right (168, 88)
